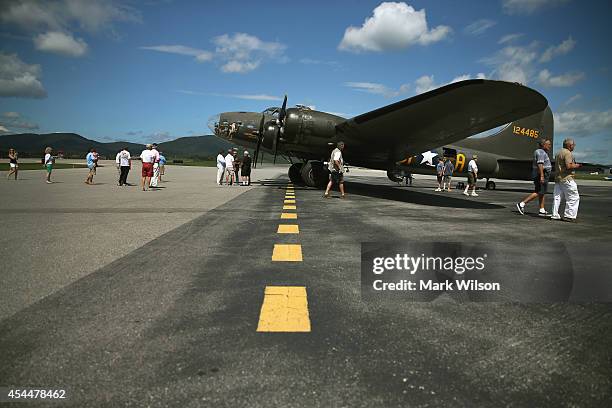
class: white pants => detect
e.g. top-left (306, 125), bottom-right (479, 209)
top-left (217, 168), bottom-right (225, 185)
top-left (552, 179), bottom-right (580, 219)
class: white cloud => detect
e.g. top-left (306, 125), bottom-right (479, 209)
top-left (539, 36), bottom-right (575, 62)
top-left (502, 0), bottom-right (570, 15)
top-left (142, 33), bottom-right (286, 73)
top-left (564, 94), bottom-right (582, 106)
top-left (537, 69), bottom-right (585, 87)
top-left (415, 75), bottom-right (436, 94)
top-left (498, 33), bottom-right (524, 44)
top-left (213, 33), bottom-right (286, 73)
top-left (0, 110), bottom-right (39, 131)
top-left (0, 53), bottom-right (46, 98)
top-left (1, 1), bottom-right (140, 58)
top-left (34, 31), bottom-right (88, 57)
top-left (481, 42), bottom-right (539, 83)
top-left (414, 73), bottom-right (486, 94)
top-left (0, 125), bottom-right (9, 133)
top-left (464, 19), bottom-right (496, 36)
top-left (344, 81), bottom-right (410, 98)
top-left (554, 109), bottom-right (612, 136)
top-left (178, 90), bottom-right (283, 101)
top-left (0, 0), bottom-right (141, 33)
top-left (338, 2), bottom-right (451, 52)
top-left (221, 60), bottom-right (260, 73)
top-left (139, 45), bottom-right (213, 62)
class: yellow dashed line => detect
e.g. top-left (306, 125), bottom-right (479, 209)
top-left (283, 205), bottom-right (297, 210)
top-left (256, 286), bottom-right (311, 332)
top-left (277, 224), bottom-right (299, 234)
top-left (272, 244), bottom-right (303, 261)
top-left (281, 213), bottom-right (297, 219)
top-left (285, 194), bottom-right (295, 198)
top-left (284, 199), bottom-right (296, 204)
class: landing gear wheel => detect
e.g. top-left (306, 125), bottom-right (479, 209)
top-left (300, 161), bottom-right (329, 188)
top-left (486, 180), bottom-right (496, 190)
top-left (288, 163), bottom-right (303, 184)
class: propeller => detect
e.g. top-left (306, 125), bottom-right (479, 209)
top-left (253, 113), bottom-right (265, 168)
top-left (273, 94), bottom-right (287, 164)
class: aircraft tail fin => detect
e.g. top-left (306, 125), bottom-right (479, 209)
top-left (459, 106), bottom-right (553, 160)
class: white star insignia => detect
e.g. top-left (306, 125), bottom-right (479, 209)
top-left (420, 151), bottom-right (438, 166)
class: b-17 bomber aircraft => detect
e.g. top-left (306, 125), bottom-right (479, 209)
top-left (210, 79), bottom-right (551, 189)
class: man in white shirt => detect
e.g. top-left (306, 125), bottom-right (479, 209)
top-left (216, 150), bottom-right (226, 185)
top-left (150, 143), bottom-right (161, 187)
top-left (464, 155), bottom-right (479, 197)
top-left (224, 149), bottom-right (235, 185)
top-left (324, 141), bottom-right (346, 198)
top-left (116, 147), bottom-right (131, 186)
top-left (140, 144), bottom-right (156, 191)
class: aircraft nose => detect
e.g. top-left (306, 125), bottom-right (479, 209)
top-left (207, 113), bottom-right (221, 135)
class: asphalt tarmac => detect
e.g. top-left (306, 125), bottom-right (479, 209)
top-left (1, 167), bottom-right (611, 407)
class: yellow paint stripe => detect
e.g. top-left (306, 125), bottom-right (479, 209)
top-left (281, 213), bottom-right (297, 219)
top-left (257, 286), bottom-right (311, 332)
top-left (272, 244), bottom-right (303, 261)
top-left (277, 224), bottom-right (299, 234)
top-left (285, 194), bottom-right (295, 198)
top-left (284, 199), bottom-right (296, 204)
top-left (283, 205), bottom-right (297, 210)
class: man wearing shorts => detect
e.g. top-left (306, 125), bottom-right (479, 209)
top-left (443, 157), bottom-right (454, 192)
top-left (140, 144), bottom-right (155, 191)
top-left (435, 157), bottom-right (445, 191)
top-left (324, 141), bottom-right (346, 198)
top-left (85, 148), bottom-right (97, 185)
top-left (224, 149), bottom-right (235, 185)
top-left (516, 139), bottom-right (552, 216)
top-left (464, 155), bottom-right (479, 197)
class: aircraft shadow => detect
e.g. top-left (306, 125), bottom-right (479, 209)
top-left (345, 181), bottom-right (504, 209)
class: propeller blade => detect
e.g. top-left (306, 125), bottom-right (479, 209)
top-left (254, 114), bottom-right (265, 168)
top-left (279, 94), bottom-right (287, 123)
top-left (273, 94), bottom-right (287, 164)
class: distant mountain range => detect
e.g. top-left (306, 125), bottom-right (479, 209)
top-left (0, 132), bottom-right (235, 160)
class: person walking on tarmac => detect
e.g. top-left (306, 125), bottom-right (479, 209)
top-left (442, 157), bottom-right (454, 192)
top-left (516, 139), bottom-right (552, 217)
top-left (435, 157), bottom-right (445, 191)
top-left (551, 138), bottom-right (581, 222)
top-left (324, 141), bottom-right (346, 198)
top-left (464, 155), bottom-right (479, 197)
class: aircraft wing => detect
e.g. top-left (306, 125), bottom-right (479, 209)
top-left (335, 79), bottom-right (548, 154)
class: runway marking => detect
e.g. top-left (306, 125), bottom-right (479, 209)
top-left (284, 199), bottom-right (296, 204)
top-left (283, 205), bottom-right (297, 210)
top-left (285, 194), bottom-right (295, 199)
top-left (256, 286), bottom-right (310, 332)
top-left (277, 224), bottom-right (299, 234)
top-left (281, 213), bottom-right (297, 219)
top-left (272, 244), bottom-right (303, 261)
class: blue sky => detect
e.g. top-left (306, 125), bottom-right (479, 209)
top-left (0, 0), bottom-right (610, 163)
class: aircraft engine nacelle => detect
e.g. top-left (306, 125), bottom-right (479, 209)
top-left (283, 108), bottom-right (344, 143)
top-left (261, 120), bottom-right (279, 150)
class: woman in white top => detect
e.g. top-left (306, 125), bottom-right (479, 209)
top-left (43, 146), bottom-right (54, 184)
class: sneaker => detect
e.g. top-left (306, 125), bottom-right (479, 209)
top-left (516, 203), bottom-right (525, 215)
top-left (551, 215), bottom-right (561, 220)
top-left (538, 210), bottom-right (551, 217)
top-left (463, 191), bottom-right (469, 196)
top-left (46, 180), bottom-right (52, 184)
top-left (471, 192), bottom-right (479, 197)
top-left (435, 188), bottom-right (441, 192)
top-left (562, 217), bottom-right (577, 223)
